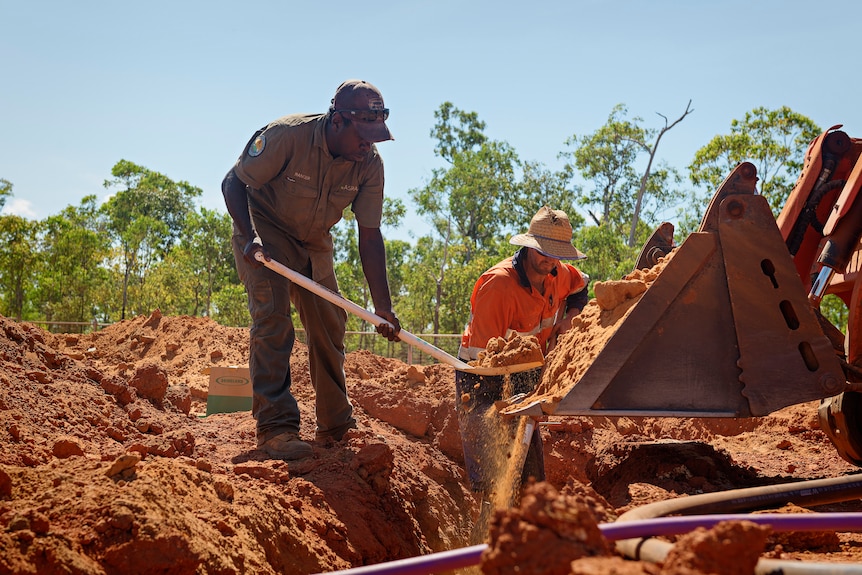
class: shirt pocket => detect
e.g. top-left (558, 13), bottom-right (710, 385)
top-left (274, 176), bottom-right (320, 229)
top-left (330, 183), bottom-right (359, 211)
top-left (325, 184), bottom-right (360, 229)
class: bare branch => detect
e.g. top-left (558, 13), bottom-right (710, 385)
top-left (628, 100), bottom-right (694, 247)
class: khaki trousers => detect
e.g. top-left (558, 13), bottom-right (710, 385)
top-left (232, 232), bottom-right (355, 443)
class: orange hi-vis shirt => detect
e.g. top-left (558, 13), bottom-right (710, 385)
top-left (459, 249), bottom-right (588, 361)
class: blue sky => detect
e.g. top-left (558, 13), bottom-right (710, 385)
top-left (3, 0), bottom-right (862, 242)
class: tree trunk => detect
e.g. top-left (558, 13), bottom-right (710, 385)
top-left (628, 100), bottom-right (693, 247)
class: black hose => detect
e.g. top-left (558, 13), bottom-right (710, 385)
top-left (614, 473), bottom-right (862, 574)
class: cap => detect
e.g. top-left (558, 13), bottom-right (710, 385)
top-left (330, 79), bottom-right (393, 143)
top-left (509, 206), bottom-right (586, 260)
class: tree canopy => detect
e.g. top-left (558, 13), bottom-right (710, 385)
top-left (0, 179), bottom-right (12, 211)
top-left (688, 106), bottom-right (821, 216)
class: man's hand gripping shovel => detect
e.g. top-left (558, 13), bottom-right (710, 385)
top-left (255, 253), bottom-right (543, 376)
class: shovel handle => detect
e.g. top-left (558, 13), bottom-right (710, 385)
top-left (254, 252), bottom-right (474, 371)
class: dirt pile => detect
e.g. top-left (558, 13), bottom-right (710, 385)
top-left (472, 335), bottom-right (543, 368)
top-left (0, 310), bottom-right (860, 574)
top-left (529, 254), bottom-right (671, 411)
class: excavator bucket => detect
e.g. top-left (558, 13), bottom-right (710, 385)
top-left (508, 162), bottom-right (845, 419)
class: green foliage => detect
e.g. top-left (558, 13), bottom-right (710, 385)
top-left (562, 104), bottom-right (646, 227)
top-left (560, 103), bottom-right (690, 248)
top-left (542, 101), bottom-right (684, 281)
top-left (430, 102), bottom-right (488, 163)
top-left (560, 104), bottom-right (689, 231)
top-left (394, 235), bottom-right (443, 333)
top-left (36, 196), bottom-right (111, 324)
top-left (332, 213), bottom-right (369, 331)
top-left (518, 161), bottom-right (584, 230)
top-left (332, 199), bottom-right (409, 349)
top-left (408, 102), bottom-right (586, 339)
top-left (395, 235), bottom-right (505, 335)
top-left (143, 207), bottom-right (236, 318)
top-left (103, 160), bottom-right (203, 249)
top-left (102, 160), bottom-right (204, 319)
top-left (688, 106), bottom-right (821, 217)
top-left (820, 294), bottom-right (848, 334)
top-left (211, 284), bottom-right (250, 327)
top-left (573, 224), bottom-right (638, 286)
top-left (411, 141), bottom-right (522, 261)
top-left (0, 215), bottom-right (39, 320)
top-left (0, 179), bottom-right (12, 211)
top-left (165, 208), bottom-right (236, 317)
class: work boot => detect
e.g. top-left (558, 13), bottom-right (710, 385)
top-left (258, 431), bottom-right (313, 461)
top-left (315, 420), bottom-right (358, 443)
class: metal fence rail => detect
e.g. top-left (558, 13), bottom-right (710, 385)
top-left (27, 320), bottom-right (113, 332)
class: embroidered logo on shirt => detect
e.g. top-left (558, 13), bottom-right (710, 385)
top-left (340, 185), bottom-right (359, 192)
top-left (248, 135), bottom-right (266, 157)
top-left (293, 172), bottom-right (311, 181)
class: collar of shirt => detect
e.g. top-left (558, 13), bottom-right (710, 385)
top-left (312, 114), bottom-right (330, 156)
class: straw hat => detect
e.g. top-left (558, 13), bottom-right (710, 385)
top-left (509, 206), bottom-right (586, 260)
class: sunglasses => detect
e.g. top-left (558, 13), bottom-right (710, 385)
top-left (336, 109), bottom-right (389, 122)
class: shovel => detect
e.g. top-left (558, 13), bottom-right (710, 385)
top-left (255, 253), bottom-right (543, 376)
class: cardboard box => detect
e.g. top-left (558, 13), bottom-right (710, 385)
top-left (206, 366), bottom-right (252, 416)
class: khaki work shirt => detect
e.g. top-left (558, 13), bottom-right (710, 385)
top-left (233, 113), bottom-right (385, 281)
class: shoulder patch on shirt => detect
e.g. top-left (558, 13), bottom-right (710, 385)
top-left (248, 134), bottom-right (266, 157)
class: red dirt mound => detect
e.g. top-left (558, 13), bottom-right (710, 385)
top-left (0, 311), bottom-right (860, 574)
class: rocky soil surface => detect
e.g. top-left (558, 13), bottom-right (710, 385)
top-left (1, 309), bottom-right (861, 574)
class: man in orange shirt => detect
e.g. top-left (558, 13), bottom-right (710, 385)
top-left (457, 206), bottom-right (589, 494)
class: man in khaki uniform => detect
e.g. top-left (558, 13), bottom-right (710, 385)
top-left (222, 79), bottom-right (401, 460)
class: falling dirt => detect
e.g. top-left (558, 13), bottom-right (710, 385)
top-left (1, 306), bottom-right (861, 575)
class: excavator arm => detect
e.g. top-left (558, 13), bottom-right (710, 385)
top-left (775, 126), bottom-right (862, 464)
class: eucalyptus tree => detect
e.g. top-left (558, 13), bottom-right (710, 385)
top-left (102, 160), bottom-right (202, 319)
top-left (409, 102), bottom-right (592, 334)
top-left (146, 208), bottom-right (235, 317)
top-left (0, 179), bottom-right (11, 210)
top-left (518, 160), bottom-right (583, 230)
top-left (549, 103), bottom-right (693, 282)
top-left (684, 108), bottom-right (847, 329)
top-left (560, 102), bottom-right (691, 248)
top-left (430, 101), bottom-right (488, 163)
top-left (688, 106), bottom-right (821, 218)
top-left (185, 207), bottom-right (236, 317)
top-left (412, 139), bottom-right (521, 262)
top-left (211, 284), bottom-right (250, 328)
top-left (417, 101), bottom-right (528, 254)
top-left (0, 214), bottom-right (39, 321)
top-left (409, 103), bottom-right (528, 334)
top-left (397, 234), bottom-right (505, 338)
top-left (36, 196), bottom-right (111, 326)
top-left (572, 224), bottom-right (636, 287)
top-left (396, 235), bottom-right (443, 334)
